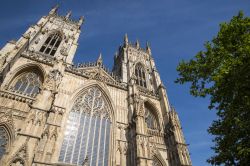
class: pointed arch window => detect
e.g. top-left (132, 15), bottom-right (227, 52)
top-left (145, 105), bottom-right (160, 130)
top-left (10, 71), bottom-right (42, 96)
top-left (0, 126), bottom-right (9, 159)
top-left (39, 33), bottom-right (62, 56)
top-left (135, 63), bottom-right (147, 88)
top-left (59, 87), bottom-right (111, 166)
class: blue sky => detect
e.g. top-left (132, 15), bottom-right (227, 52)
top-left (0, 0), bottom-right (249, 165)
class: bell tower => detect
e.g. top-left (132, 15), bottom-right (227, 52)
top-left (26, 5), bottom-right (84, 64)
top-left (0, 6), bottom-right (84, 166)
top-left (113, 35), bottom-right (174, 165)
top-left (113, 34), bottom-right (162, 92)
top-left (0, 5), bottom-right (84, 83)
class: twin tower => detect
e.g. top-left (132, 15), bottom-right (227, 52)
top-left (0, 5), bottom-right (192, 166)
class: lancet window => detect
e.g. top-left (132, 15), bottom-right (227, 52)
top-left (10, 71), bottom-right (42, 96)
top-left (135, 63), bottom-right (147, 88)
top-left (59, 87), bottom-right (111, 166)
top-left (39, 33), bottom-right (62, 56)
top-left (145, 105), bottom-right (159, 130)
top-left (0, 126), bottom-right (9, 159)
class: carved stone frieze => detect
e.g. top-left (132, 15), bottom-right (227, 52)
top-left (43, 69), bottom-right (62, 91)
top-left (21, 50), bottom-right (54, 66)
top-left (134, 99), bottom-right (144, 117)
top-left (138, 86), bottom-right (159, 99)
top-left (0, 90), bottom-right (34, 104)
top-left (0, 109), bottom-right (15, 132)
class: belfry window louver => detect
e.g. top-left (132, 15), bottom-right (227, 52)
top-left (39, 33), bottom-right (62, 56)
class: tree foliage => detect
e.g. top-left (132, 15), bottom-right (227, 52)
top-left (175, 12), bottom-right (250, 165)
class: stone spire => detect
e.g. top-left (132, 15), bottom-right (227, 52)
top-left (49, 4), bottom-right (59, 15)
top-left (135, 39), bottom-right (140, 49)
top-left (124, 33), bottom-right (128, 46)
top-left (78, 16), bottom-right (85, 27)
top-left (97, 53), bottom-right (103, 66)
top-left (146, 41), bottom-right (151, 55)
top-left (65, 11), bottom-right (72, 20)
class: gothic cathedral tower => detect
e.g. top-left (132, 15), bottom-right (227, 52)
top-left (0, 6), bottom-right (192, 166)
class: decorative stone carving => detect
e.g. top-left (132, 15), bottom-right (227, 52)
top-left (9, 139), bottom-right (29, 166)
top-left (0, 110), bottom-right (15, 130)
top-left (21, 51), bottom-right (54, 66)
top-left (65, 65), bottom-right (127, 89)
top-left (43, 69), bottom-right (62, 91)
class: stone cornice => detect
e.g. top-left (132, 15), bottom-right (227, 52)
top-left (137, 86), bottom-right (160, 99)
top-left (147, 128), bottom-right (164, 137)
top-left (0, 89), bottom-right (35, 104)
top-left (21, 50), bottom-right (54, 66)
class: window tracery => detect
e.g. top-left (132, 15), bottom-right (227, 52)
top-left (152, 156), bottom-right (163, 166)
top-left (10, 71), bottom-right (42, 96)
top-left (145, 105), bottom-right (159, 130)
top-left (0, 126), bottom-right (9, 159)
top-left (135, 63), bottom-right (147, 88)
top-left (39, 33), bottom-right (62, 56)
top-left (59, 87), bottom-right (111, 166)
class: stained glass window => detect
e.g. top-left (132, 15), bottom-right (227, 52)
top-left (135, 63), bottom-right (147, 88)
top-left (39, 33), bottom-right (61, 56)
top-left (145, 106), bottom-right (159, 130)
top-left (10, 71), bottom-right (42, 96)
top-left (0, 127), bottom-right (9, 159)
top-left (59, 87), bottom-right (111, 166)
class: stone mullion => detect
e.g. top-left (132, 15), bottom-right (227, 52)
top-left (95, 115), bottom-right (103, 166)
top-left (48, 35), bottom-right (59, 55)
top-left (76, 109), bottom-right (87, 164)
top-left (83, 96), bottom-right (95, 161)
top-left (101, 118), bottom-right (108, 166)
top-left (63, 117), bottom-right (72, 162)
top-left (89, 117), bottom-right (97, 165)
top-left (70, 111), bottom-right (81, 163)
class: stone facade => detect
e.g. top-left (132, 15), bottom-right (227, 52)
top-left (0, 6), bottom-right (192, 166)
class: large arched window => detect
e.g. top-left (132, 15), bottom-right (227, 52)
top-left (135, 63), bottom-right (147, 88)
top-left (9, 71), bottom-right (42, 96)
top-left (59, 87), bottom-right (111, 166)
top-left (145, 104), bottom-right (159, 130)
top-left (0, 126), bottom-right (9, 159)
top-left (39, 33), bottom-right (62, 56)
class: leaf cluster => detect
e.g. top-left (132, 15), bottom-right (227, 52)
top-left (175, 11), bottom-right (250, 165)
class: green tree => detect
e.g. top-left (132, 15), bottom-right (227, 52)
top-left (175, 12), bottom-right (250, 165)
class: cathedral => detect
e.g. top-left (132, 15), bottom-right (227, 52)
top-left (0, 6), bottom-right (192, 166)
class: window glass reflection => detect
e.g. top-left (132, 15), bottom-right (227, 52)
top-left (59, 87), bottom-right (111, 166)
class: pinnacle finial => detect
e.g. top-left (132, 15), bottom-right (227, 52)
top-left (49, 4), bottom-right (59, 15)
top-left (78, 16), bottom-right (85, 26)
top-left (115, 51), bottom-right (118, 57)
top-left (146, 41), bottom-right (151, 54)
top-left (66, 11), bottom-right (72, 20)
top-left (135, 39), bottom-right (140, 49)
top-left (97, 53), bottom-right (103, 65)
top-left (124, 33), bottom-right (128, 46)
